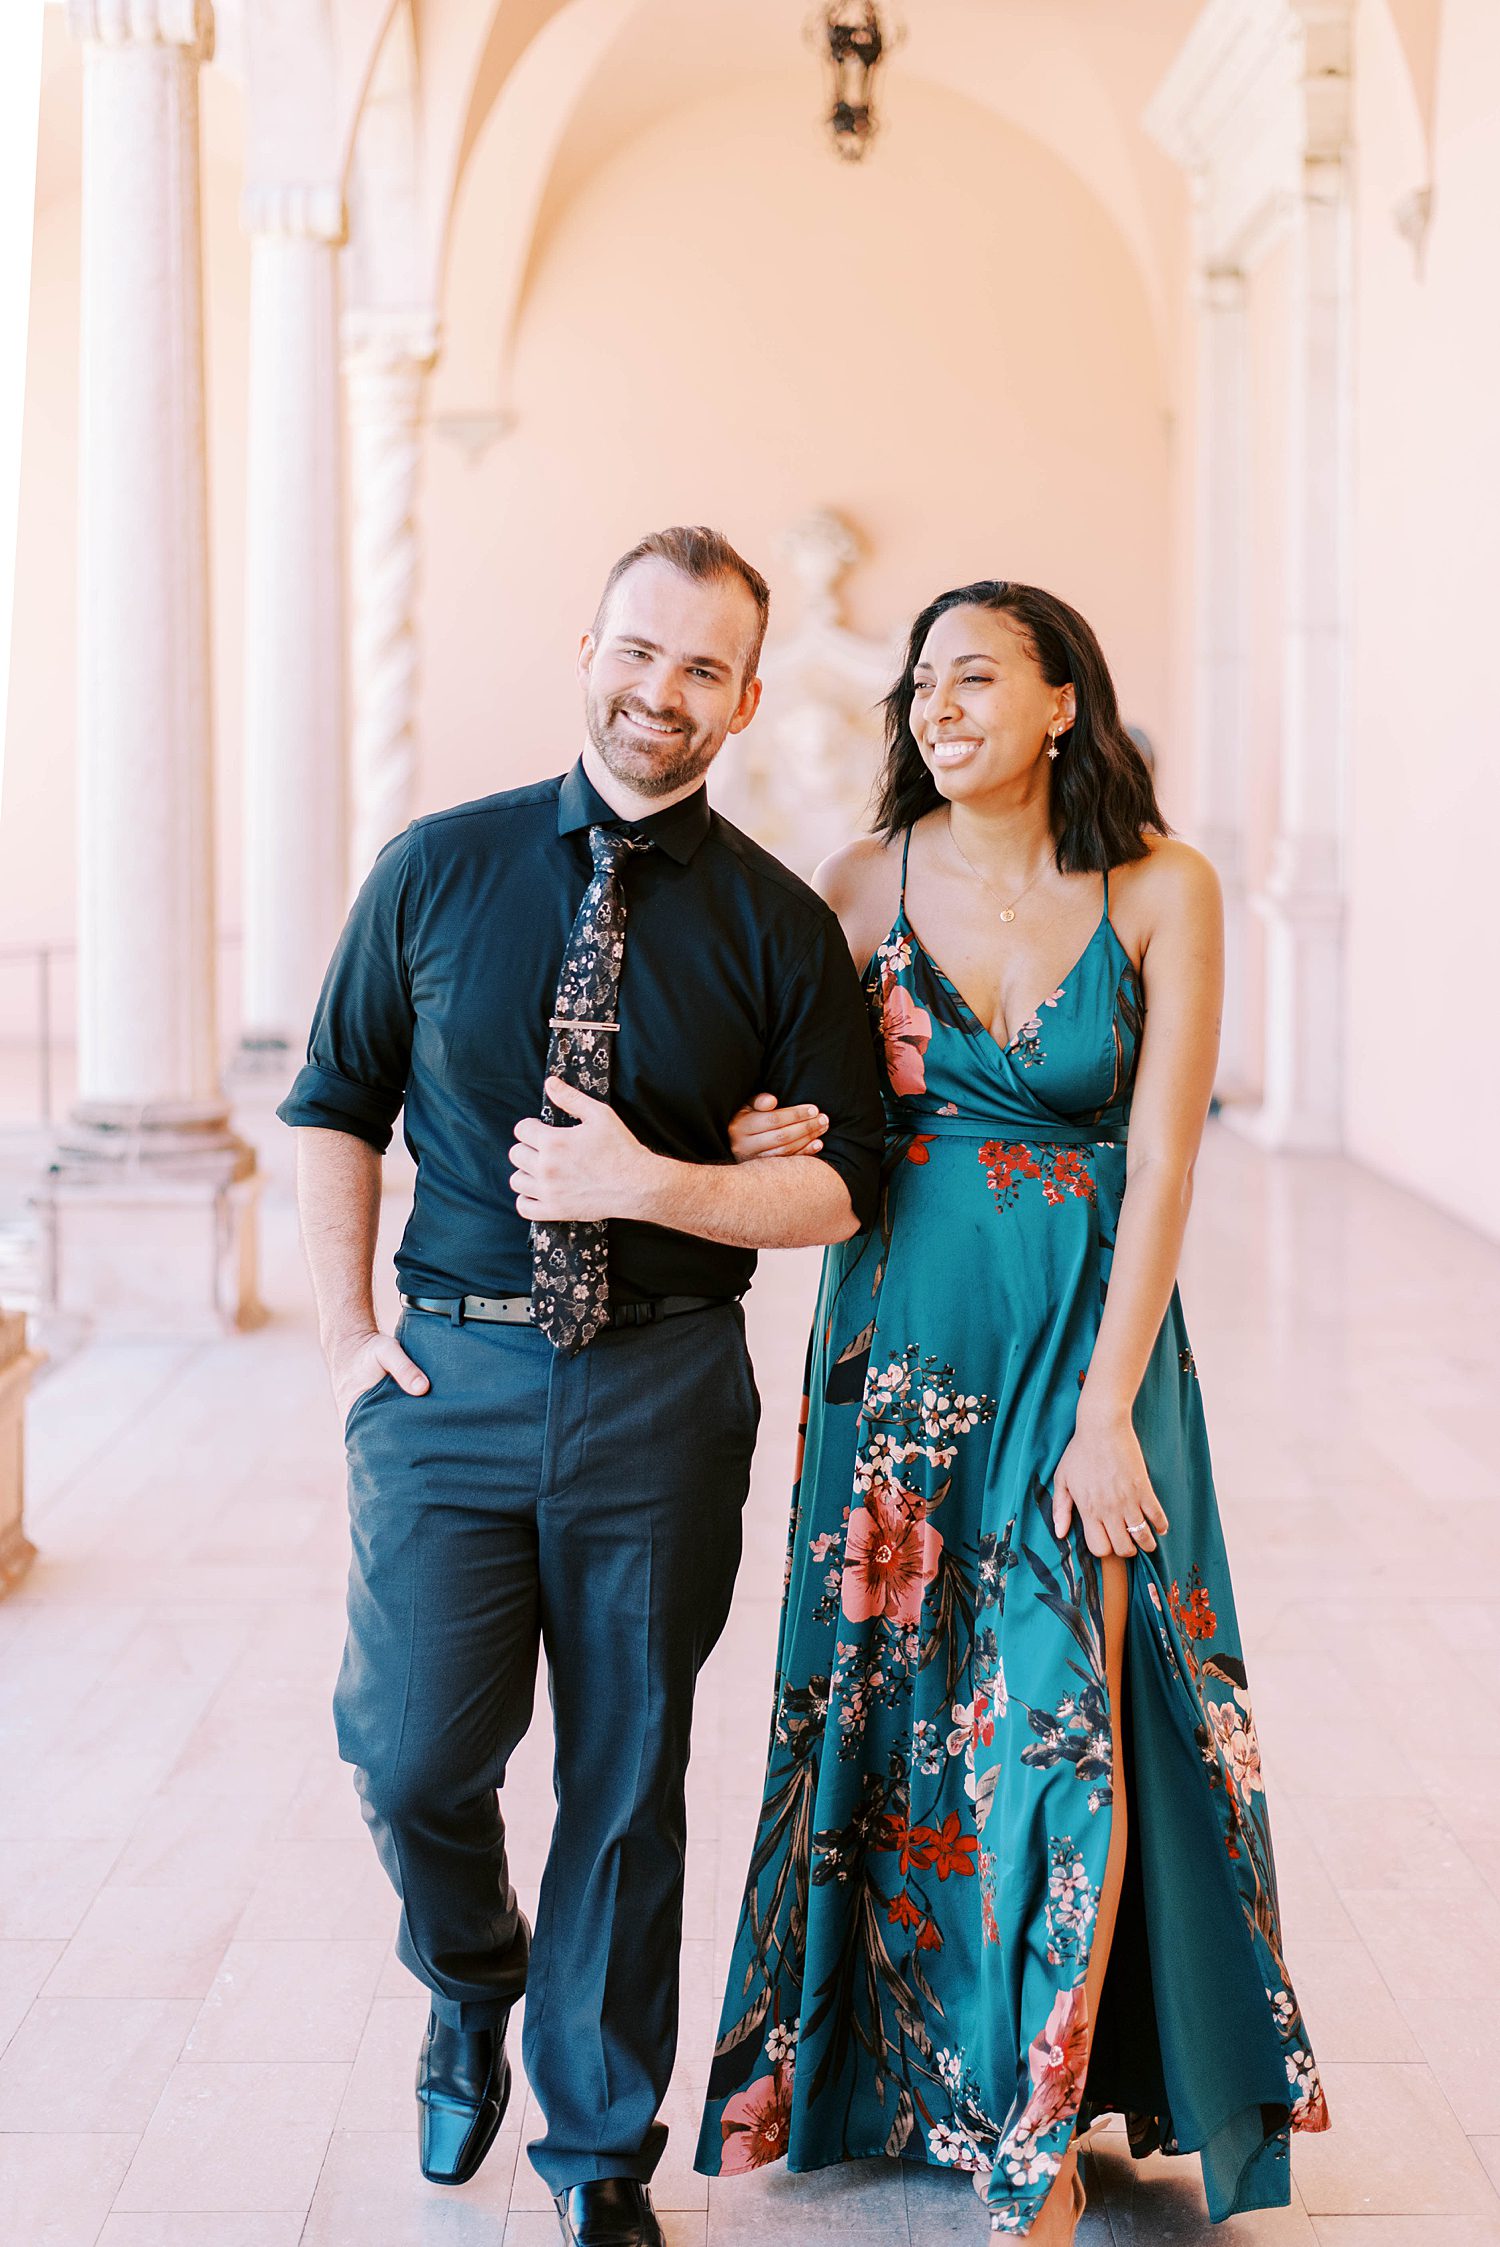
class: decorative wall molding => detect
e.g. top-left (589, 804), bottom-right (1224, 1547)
top-left (1144, 0), bottom-right (1352, 267)
top-left (241, 182), bottom-right (347, 248)
top-left (431, 409), bottom-right (517, 464)
top-left (66, 0), bottom-right (213, 62)
top-left (343, 308), bottom-right (442, 382)
top-left (1393, 182), bottom-right (1434, 278)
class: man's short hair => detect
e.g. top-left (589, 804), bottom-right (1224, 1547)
top-left (593, 526), bottom-right (771, 684)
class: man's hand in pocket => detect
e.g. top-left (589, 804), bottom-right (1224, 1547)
top-left (328, 1327), bottom-right (430, 1428)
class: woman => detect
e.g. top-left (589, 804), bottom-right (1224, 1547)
top-left (695, 583), bottom-right (1327, 2238)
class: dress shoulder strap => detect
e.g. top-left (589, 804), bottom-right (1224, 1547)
top-left (900, 826), bottom-right (914, 908)
top-left (1101, 864), bottom-right (1111, 919)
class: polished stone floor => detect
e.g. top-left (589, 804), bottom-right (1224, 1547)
top-left (3, 1122), bottom-right (1500, 2245)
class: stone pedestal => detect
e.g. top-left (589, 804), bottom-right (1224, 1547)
top-left (34, 1142), bottom-right (263, 1341)
top-left (0, 1309), bottom-right (42, 1598)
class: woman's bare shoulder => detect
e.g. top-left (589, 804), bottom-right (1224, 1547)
top-left (1112, 834), bottom-right (1221, 915)
top-left (813, 832), bottom-right (905, 967)
top-left (813, 832), bottom-right (900, 908)
top-left (1110, 835), bottom-right (1223, 970)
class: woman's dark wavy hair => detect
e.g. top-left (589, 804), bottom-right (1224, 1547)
top-left (872, 580), bottom-right (1168, 872)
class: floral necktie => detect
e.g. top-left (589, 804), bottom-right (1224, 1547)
top-left (530, 825), bottom-right (651, 1353)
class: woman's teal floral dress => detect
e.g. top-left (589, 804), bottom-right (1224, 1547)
top-left (696, 840), bottom-right (1328, 2233)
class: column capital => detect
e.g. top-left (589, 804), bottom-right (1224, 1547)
top-left (343, 308), bottom-right (442, 378)
top-left (242, 183), bottom-right (347, 248)
top-left (67, 0), bottom-right (213, 61)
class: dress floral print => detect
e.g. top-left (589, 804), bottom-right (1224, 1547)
top-left (697, 845), bottom-right (1327, 2231)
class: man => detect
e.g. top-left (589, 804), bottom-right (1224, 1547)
top-left (278, 526), bottom-right (884, 2247)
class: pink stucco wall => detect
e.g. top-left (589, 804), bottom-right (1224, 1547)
top-left (418, 73), bottom-right (1174, 818)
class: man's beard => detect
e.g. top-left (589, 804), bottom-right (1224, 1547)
top-left (586, 689), bottom-right (721, 798)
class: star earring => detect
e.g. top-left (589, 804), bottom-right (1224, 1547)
top-left (1046, 730), bottom-right (1062, 762)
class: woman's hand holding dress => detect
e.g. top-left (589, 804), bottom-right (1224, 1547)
top-left (1051, 1411), bottom-right (1169, 1556)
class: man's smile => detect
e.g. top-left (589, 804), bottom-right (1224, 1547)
top-left (618, 709), bottom-right (686, 739)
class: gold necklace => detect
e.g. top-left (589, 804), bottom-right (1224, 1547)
top-left (946, 814), bottom-right (1053, 924)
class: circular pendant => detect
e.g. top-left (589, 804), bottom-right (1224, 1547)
top-left (1000, 908), bottom-right (1016, 923)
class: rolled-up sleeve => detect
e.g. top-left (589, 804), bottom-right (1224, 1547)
top-left (763, 914), bottom-right (885, 1229)
top-left (275, 826), bottom-right (417, 1152)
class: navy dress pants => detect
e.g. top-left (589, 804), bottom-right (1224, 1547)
top-left (335, 1301), bottom-right (759, 2191)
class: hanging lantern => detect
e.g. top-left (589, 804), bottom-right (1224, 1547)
top-left (810, 3), bottom-right (900, 162)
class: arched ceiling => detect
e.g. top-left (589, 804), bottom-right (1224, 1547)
top-left (182, 0), bottom-right (1209, 334)
top-left (35, 0), bottom-right (1321, 354)
top-left (520, 0), bottom-right (1200, 321)
top-left (437, 0), bottom-right (1202, 395)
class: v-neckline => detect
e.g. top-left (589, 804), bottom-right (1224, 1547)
top-left (895, 902), bottom-right (1114, 1062)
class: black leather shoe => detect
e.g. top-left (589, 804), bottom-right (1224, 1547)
top-left (553, 2177), bottom-right (665, 2247)
top-left (415, 2010), bottom-right (512, 2185)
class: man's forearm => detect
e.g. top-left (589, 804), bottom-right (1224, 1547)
top-left (635, 1151), bottom-right (859, 1249)
top-left (293, 1126), bottom-right (384, 1347)
top-left (509, 1078), bottom-right (865, 1248)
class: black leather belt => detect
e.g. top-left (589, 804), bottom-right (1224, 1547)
top-left (399, 1291), bottom-right (732, 1329)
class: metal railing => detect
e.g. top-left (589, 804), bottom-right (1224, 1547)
top-left (0, 941), bottom-right (60, 1123)
top-left (0, 933), bottom-right (244, 1130)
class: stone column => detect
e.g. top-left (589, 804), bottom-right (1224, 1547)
top-left (1254, 112), bottom-right (1352, 1151)
top-left (42, 0), bottom-right (261, 1336)
top-left (343, 311), bottom-right (439, 887)
top-left (1191, 265), bottom-right (1254, 1101)
top-left (239, 183), bottom-right (348, 1067)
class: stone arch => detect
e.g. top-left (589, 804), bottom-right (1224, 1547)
top-left (431, 0), bottom-right (633, 409)
top-left (431, 0), bottom-right (1189, 415)
top-left (1379, 0), bottom-right (1444, 163)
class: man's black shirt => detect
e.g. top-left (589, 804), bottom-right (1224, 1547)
top-left (276, 761), bottom-right (885, 1302)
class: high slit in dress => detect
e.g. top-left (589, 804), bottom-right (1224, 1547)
top-left (695, 836), bottom-right (1328, 2233)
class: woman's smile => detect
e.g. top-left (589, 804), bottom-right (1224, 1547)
top-left (928, 735), bottom-right (982, 769)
